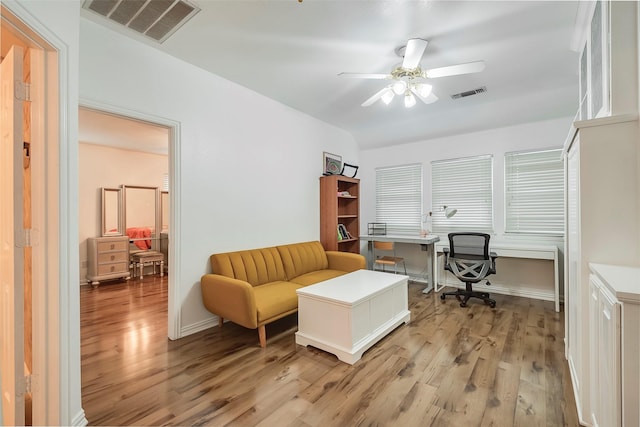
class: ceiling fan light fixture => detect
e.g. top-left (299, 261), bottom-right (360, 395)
top-left (414, 83), bottom-right (433, 98)
top-left (381, 89), bottom-right (395, 105)
top-left (392, 80), bottom-right (406, 95)
top-left (404, 91), bottom-right (416, 108)
top-left (342, 37), bottom-right (485, 110)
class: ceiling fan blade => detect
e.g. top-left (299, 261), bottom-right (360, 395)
top-left (402, 38), bottom-right (428, 70)
top-left (361, 86), bottom-right (392, 107)
top-left (424, 61), bottom-right (486, 78)
top-left (410, 87), bottom-right (439, 105)
top-left (338, 72), bottom-right (391, 79)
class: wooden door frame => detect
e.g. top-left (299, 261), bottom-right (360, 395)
top-left (1, 2), bottom-right (82, 425)
top-left (79, 99), bottom-right (182, 341)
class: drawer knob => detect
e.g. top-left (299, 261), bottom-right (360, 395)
top-left (110, 266), bottom-right (115, 272)
top-left (110, 255), bottom-right (115, 261)
top-left (110, 244), bottom-right (115, 250)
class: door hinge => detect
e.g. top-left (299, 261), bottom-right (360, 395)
top-left (14, 81), bottom-right (31, 102)
top-left (15, 228), bottom-right (38, 248)
top-left (18, 374), bottom-right (35, 396)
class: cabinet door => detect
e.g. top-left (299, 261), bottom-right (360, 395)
top-left (566, 142), bottom-right (582, 393)
top-left (597, 287), bottom-right (621, 427)
top-left (589, 276), bottom-right (600, 425)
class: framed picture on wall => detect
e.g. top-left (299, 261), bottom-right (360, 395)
top-left (323, 152), bottom-right (342, 175)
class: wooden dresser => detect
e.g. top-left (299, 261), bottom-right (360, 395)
top-left (87, 236), bottom-right (130, 286)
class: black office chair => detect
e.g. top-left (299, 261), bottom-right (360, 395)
top-left (440, 232), bottom-right (497, 308)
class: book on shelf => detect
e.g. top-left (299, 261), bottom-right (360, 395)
top-left (337, 224), bottom-right (350, 240)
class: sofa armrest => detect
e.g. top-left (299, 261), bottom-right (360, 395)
top-left (200, 274), bottom-right (258, 329)
top-left (326, 251), bottom-right (366, 272)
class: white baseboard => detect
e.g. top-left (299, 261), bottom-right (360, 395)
top-left (71, 409), bottom-right (88, 426)
top-left (180, 316), bottom-right (218, 337)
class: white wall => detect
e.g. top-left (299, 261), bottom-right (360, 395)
top-left (78, 143), bottom-right (168, 283)
top-left (78, 18), bottom-right (359, 331)
top-left (359, 117), bottom-right (572, 297)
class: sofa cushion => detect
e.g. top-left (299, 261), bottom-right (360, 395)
top-left (253, 281), bottom-right (302, 323)
top-left (288, 269), bottom-right (348, 287)
top-left (277, 241), bottom-right (329, 280)
top-left (210, 247), bottom-right (286, 286)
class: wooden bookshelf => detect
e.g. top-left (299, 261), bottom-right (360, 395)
top-left (320, 175), bottom-right (360, 253)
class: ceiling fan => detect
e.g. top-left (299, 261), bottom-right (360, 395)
top-left (338, 38), bottom-right (485, 108)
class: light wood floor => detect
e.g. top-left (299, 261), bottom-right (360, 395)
top-left (80, 275), bottom-right (580, 426)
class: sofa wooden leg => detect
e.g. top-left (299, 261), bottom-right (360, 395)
top-left (258, 325), bottom-right (266, 348)
top-left (218, 316), bottom-right (224, 328)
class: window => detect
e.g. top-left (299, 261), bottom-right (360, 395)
top-left (375, 164), bottom-right (422, 235)
top-left (505, 149), bottom-right (564, 235)
top-left (431, 155), bottom-right (493, 233)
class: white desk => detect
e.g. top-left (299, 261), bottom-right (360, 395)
top-left (360, 234), bottom-right (440, 294)
top-left (435, 240), bottom-right (560, 312)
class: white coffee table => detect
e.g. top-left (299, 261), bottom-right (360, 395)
top-left (295, 269), bottom-right (410, 364)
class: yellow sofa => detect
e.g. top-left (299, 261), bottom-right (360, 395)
top-left (200, 241), bottom-right (366, 347)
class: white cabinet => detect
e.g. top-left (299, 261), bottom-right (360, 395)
top-left (564, 1), bottom-right (640, 423)
top-left (564, 115), bottom-right (639, 423)
top-left (589, 264), bottom-right (640, 427)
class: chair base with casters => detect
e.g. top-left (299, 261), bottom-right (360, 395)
top-left (439, 282), bottom-right (496, 308)
top-left (439, 232), bottom-right (498, 308)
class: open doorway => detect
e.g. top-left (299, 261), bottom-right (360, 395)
top-left (78, 107), bottom-right (171, 285)
top-left (77, 105), bottom-right (179, 421)
top-left (76, 103), bottom-right (180, 345)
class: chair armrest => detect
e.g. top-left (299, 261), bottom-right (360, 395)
top-left (489, 251), bottom-right (498, 274)
top-left (443, 247), bottom-right (452, 272)
top-left (326, 251), bottom-right (366, 272)
top-left (200, 274), bottom-right (258, 329)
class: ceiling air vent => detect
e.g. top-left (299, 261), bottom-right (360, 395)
top-left (451, 86), bottom-right (487, 100)
top-left (82, 0), bottom-right (201, 43)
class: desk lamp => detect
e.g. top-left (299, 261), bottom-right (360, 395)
top-left (443, 205), bottom-right (457, 218)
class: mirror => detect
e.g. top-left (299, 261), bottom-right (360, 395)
top-left (123, 185), bottom-right (159, 251)
top-left (101, 187), bottom-right (122, 236)
top-left (161, 191), bottom-right (169, 232)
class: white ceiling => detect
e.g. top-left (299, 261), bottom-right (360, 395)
top-left (79, 0), bottom-right (580, 152)
top-left (78, 108), bottom-right (170, 155)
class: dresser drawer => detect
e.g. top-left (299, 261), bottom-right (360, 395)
top-left (97, 240), bottom-right (128, 252)
top-left (97, 251), bottom-right (128, 264)
top-left (87, 236), bottom-right (131, 285)
top-left (97, 262), bottom-right (129, 275)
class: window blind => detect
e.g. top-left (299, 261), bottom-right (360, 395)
top-left (505, 149), bottom-right (564, 235)
top-left (431, 155), bottom-right (493, 233)
top-left (375, 164), bottom-right (422, 235)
